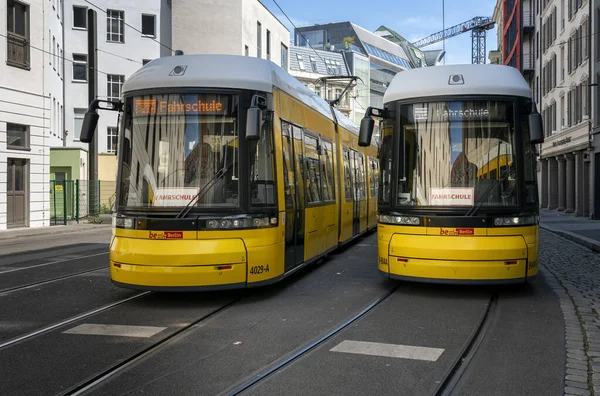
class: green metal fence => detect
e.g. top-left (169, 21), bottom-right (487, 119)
top-left (50, 180), bottom-right (116, 225)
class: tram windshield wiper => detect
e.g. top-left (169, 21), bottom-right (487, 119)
top-left (175, 165), bottom-right (230, 219)
top-left (465, 167), bottom-right (513, 217)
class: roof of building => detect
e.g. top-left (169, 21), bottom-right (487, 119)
top-left (122, 54), bottom-right (363, 135)
top-left (289, 46), bottom-right (350, 76)
top-left (350, 23), bottom-right (412, 69)
top-left (422, 50), bottom-right (445, 66)
top-left (383, 63), bottom-right (532, 103)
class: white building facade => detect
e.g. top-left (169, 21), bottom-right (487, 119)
top-left (537, 0), bottom-right (593, 217)
top-left (171, 0), bottom-right (290, 69)
top-left (0, 0), bottom-right (64, 230)
top-left (63, 0), bottom-right (167, 158)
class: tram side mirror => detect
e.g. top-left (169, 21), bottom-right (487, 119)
top-left (359, 117), bottom-right (374, 147)
top-left (246, 107), bottom-right (262, 141)
top-left (529, 112), bottom-right (544, 144)
top-left (80, 110), bottom-right (99, 143)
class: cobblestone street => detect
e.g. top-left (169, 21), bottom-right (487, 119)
top-left (541, 229), bottom-right (600, 396)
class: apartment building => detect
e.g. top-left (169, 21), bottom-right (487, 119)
top-left (0, 0), bottom-right (64, 229)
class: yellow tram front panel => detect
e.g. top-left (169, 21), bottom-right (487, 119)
top-left (378, 224), bottom-right (538, 282)
top-left (110, 225), bottom-right (283, 288)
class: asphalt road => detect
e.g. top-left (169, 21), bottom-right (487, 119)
top-left (0, 228), bottom-right (566, 396)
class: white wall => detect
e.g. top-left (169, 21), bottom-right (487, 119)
top-left (64, 0), bottom-right (164, 160)
top-left (242, 0), bottom-right (289, 68)
top-left (0, 0), bottom-right (53, 229)
top-left (171, 0), bottom-right (289, 68)
top-left (171, 0), bottom-right (243, 57)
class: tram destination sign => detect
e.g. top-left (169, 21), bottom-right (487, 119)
top-left (134, 94), bottom-right (232, 116)
top-left (414, 101), bottom-right (508, 122)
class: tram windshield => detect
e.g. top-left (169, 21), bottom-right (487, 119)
top-left (117, 93), bottom-right (243, 209)
top-left (383, 100), bottom-right (522, 208)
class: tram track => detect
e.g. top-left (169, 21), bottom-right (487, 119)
top-left (431, 293), bottom-right (499, 396)
top-left (223, 284), bottom-right (400, 396)
top-left (0, 266), bottom-right (107, 295)
top-left (0, 291), bottom-right (152, 350)
top-left (59, 297), bottom-right (243, 396)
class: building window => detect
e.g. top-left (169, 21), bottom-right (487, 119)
top-left (582, 19), bottom-right (589, 61)
top-left (7, 123), bottom-right (29, 150)
top-left (281, 43), bottom-right (288, 69)
top-left (107, 9), bottom-right (124, 43)
top-left (107, 127), bottom-right (118, 154)
top-left (257, 22), bottom-right (262, 58)
top-left (107, 74), bottom-right (124, 101)
top-left (310, 56), bottom-right (318, 72)
top-left (73, 108), bottom-right (86, 140)
top-left (73, 5), bottom-right (87, 29)
top-left (266, 29), bottom-right (271, 60)
top-left (72, 54), bottom-right (87, 81)
top-left (561, 95), bottom-right (565, 127)
top-left (52, 36), bottom-right (56, 70)
top-left (6, 0), bottom-right (30, 68)
top-left (297, 53), bottom-right (305, 70)
top-left (141, 14), bottom-right (155, 37)
top-left (583, 79), bottom-right (589, 118)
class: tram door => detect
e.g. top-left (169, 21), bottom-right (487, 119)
top-left (281, 122), bottom-right (304, 271)
top-left (350, 149), bottom-right (361, 236)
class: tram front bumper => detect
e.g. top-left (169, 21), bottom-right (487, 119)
top-left (109, 236), bottom-right (248, 289)
top-left (380, 233), bottom-right (536, 283)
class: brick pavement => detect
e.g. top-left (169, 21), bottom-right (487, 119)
top-left (541, 229), bottom-right (600, 396)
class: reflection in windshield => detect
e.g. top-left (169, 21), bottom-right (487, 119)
top-left (395, 100), bottom-right (518, 207)
top-left (118, 93), bottom-right (240, 208)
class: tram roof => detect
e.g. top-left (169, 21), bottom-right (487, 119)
top-left (123, 54), bottom-right (359, 131)
top-left (383, 64), bottom-right (532, 104)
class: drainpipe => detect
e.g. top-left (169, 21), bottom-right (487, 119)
top-left (62, 0), bottom-right (66, 147)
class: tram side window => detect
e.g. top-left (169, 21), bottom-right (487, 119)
top-left (280, 121), bottom-right (294, 208)
top-left (320, 138), bottom-right (335, 202)
top-left (343, 147), bottom-right (353, 201)
top-left (379, 120), bottom-right (394, 205)
top-left (521, 115), bottom-right (538, 205)
top-left (303, 132), bottom-right (321, 204)
top-left (251, 115), bottom-right (275, 205)
top-left (356, 152), bottom-right (366, 200)
top-left (370, 157), bottom-right (379, 199)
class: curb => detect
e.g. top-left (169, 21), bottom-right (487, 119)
top-left (540, 224), bottom-right (600, 253)
top-left (0, 224), bottom-right (112, 241)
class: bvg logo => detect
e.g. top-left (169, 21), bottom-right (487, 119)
top-left (439, 228), bottom-right (474, 236)
top-left (149, 231), bottom-right (183, 239)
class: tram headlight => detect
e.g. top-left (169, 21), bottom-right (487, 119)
top-left (202, 215), bottom-right (278, 230)
top-left (378, 215), bottom-right (421, 226)
top-left (112, 214), bottom-right (136, 229)
top-left (493, 216), bottom-right (537, 227)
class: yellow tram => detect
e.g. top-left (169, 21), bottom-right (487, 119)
top-left (79, 54), bottom-right (378, 291)
top-left (359, 64), bottom-right (545, 284)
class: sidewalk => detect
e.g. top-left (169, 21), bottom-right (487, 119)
top-left (0, 217), bottom-right (111, 241)
top-left (540, 209), bottom-right (600, 252)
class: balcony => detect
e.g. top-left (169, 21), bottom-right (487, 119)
top-left (523, 11), bottom-right (534, 34)
top-left (6, 32), bottom-right (30, 69)
top-left (522, 53), bottom-right (535, 75)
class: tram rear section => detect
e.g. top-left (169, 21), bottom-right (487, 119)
top-left (377, 220), bottom-right (539, 284)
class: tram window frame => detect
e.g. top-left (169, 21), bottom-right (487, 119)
top-left (250, 111), bottom-right (277, 207)
top-left (320, 137), bottom-right (336, 203)
top-left (342, 146), bottom-right (354, 202)
top-left (356, 151), bottom-right (366, 201)
top-left (369, 157), bottom-right (379, 199)
top-left (303, 130), bottom-right (322, 206)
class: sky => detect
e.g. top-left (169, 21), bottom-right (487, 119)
top-left (263, 0), bottom-right (500, 65)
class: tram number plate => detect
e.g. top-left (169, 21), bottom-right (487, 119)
top-left (250, 265), bottom-right (269, 275)
top-left (379, 257), bottom-right (388, 265)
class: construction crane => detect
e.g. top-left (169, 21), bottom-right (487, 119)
top-left (411, 17), bottom-right (495, 64)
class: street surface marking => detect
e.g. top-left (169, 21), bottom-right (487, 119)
top-left (0, 252), bottom-right (108, 274)
top-left (63, 324), bottom-right (167, 338)
top-left (330, 340), bottom-right (444, 361)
